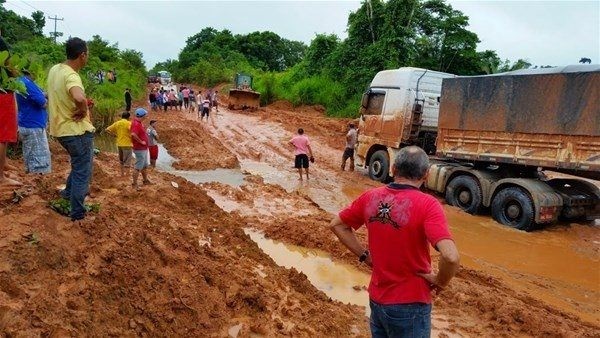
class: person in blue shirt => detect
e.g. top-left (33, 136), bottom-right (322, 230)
top-left (16, 69), bottom-right (52, 174)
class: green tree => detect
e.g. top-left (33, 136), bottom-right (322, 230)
top-left (87, 35), bottom-right (119, 62)
top-left (31, 10), bottom-right (45, 36)
top-left (0, 3), bottom-right (40, 44)
top-left (304, 34), bottom-right (339, 75)
top-left (120, 49), bottom-right (145, 70)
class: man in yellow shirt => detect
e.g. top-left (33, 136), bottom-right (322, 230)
top-left (105, 112), bottom-right (133, 176)
top-left (47, 37), bottom-right (94, 222)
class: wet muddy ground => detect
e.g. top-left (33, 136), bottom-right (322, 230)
top-left (145, 100), bottom-right (599, 335)
top-left (1, 93), bottom-right (598, 336)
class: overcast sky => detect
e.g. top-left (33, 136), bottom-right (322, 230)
top-left (4, 0), bottom-right (599, 69)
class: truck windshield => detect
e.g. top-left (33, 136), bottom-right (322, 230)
top-left (364, 92), bottom-right (385, 115)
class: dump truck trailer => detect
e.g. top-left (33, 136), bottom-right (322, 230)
top-left (357, 66), bottom-right (600, 230)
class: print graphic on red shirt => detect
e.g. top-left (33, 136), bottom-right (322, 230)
top-left (368, 197), bottom-right (412, 229)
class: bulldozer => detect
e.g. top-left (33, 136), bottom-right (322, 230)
top-left (228, 73), bottom-right (260, 110)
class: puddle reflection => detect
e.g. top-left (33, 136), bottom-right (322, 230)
top-left (244, 228), bottom-right (370, 310)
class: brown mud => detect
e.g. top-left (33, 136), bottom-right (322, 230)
top-left (0, 90), bottom-right (598, 336)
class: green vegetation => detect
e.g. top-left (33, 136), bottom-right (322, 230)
top-left (158, 0), bottom-right (534, 118)
top-left (1, 3), bottom-right (147, 130)
top-left (49, 198), bottom-right (101, 216)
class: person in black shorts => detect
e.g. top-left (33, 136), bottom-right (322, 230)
top-left (289, 128), bottom-right (314, 181)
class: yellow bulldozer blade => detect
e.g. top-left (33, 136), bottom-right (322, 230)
top-left (228, 89), bottom-right (260, 111)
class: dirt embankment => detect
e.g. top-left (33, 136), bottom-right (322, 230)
top-left (152, 111), bottom-right (239, 170)
top-left (0, 139), bottom-right (368, 336)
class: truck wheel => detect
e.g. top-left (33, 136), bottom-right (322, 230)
top-left (491, 187), bottom-right (535, 231)
top-left (445, 176), bottom-right (482, 214)
top-left (368, 150), bottom-right (389, 182)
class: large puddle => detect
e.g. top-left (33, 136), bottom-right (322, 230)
top-left (244, 228), bottom-right (370, 309)
top-left (95, 134), bottom-right (246, 187)
top-left (155, 144), bottom-right (246, 187)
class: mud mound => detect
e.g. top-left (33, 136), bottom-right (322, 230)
top-left (269, 100), bottom-right (294, 111)
top-left (149, 111), bottom-right (239, 170)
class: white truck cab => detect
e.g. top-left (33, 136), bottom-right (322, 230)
top-left (356, 67), bottom-right (455, 181)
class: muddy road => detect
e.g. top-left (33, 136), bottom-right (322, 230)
top-left (147, 98), bottom-right (599, 335)
top-left (1, 91), bottom-right (597, 336)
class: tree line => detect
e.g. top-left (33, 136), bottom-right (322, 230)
top-left (155, 0), bottom-right (540, 117)
top-left (1, 2), bottom-right (147, 129)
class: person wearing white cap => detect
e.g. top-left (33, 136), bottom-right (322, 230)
top-left (130, 107), bottom-right (152, 189)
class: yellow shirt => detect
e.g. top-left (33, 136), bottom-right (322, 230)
top-left (105, 119), bottom-right (133, 147)
top-left (47, 63), bottom-right (95, 137)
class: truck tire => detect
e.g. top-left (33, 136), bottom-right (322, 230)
top-left (491, 187), bottom-right (535, 231)
top-left (445, 175), bottom-right (482, 214)
top-left (368, 150), bottom-right (389, 182)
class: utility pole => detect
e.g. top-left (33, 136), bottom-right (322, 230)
top-left (47, 15), bottom-right (64, 43)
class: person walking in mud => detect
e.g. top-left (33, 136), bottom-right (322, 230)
top-left (196, 91), bottom-right (204, 119)
top-left (200, 96), bottom-right (211, 122)
top-left (147, 120), bottom-right (159, 167)
top-left (211, 90), bottom-right (219, 112)
top-left (47, 37), bottom-right (95, 222)
top-left (289, 128), bottom-right (314, 181)
top-left (330, 146), bottom-right (460, 338)
top-left (341, 123), bottom-right (357, 171)
top-left (130, 108), bottom-right (152, 189)
top-left (105, 111), bottom-right (133, 177)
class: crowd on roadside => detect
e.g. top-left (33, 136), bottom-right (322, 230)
top-left (147, 85), bottom-right (218, 121)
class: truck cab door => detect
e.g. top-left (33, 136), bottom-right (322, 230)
top-left (379, 88), bottom-right (405, 146)
top-left (359, 89), bottom-right (386, 138)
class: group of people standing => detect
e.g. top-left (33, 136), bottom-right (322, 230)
top-left (105, 109), bottom-right (159, 189)
top-left (147, 85), bottom-right (218, 122)
top-left (91, 69), bottom-right (117, 84)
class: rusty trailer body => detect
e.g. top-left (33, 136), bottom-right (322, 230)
top-left (437, 65), bottom-right (600, 176)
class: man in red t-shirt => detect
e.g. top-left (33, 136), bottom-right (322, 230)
top-left (330, 146), bottom-right (459, 337)
top-left (130, 108), bottom-right (152, 189)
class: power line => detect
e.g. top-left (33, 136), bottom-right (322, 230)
top-left (18, 0), bottom-right (42, 13)
top-left (4, 1), bottom-right (30, 13)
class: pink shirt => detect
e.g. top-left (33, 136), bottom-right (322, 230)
top-left (182, 88), bottom-right (190, 98)
top-left (290, 135), bottom-right (310, 155)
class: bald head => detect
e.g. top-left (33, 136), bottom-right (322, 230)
top-left (393, 146), bottom-right (430, 180)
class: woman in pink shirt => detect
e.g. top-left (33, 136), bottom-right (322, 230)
top-left (289, 128), bottom-right (314, 181)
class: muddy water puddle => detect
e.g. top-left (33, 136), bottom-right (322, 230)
top-left (244, 228), bottom-right (370, 309)
top-left (446, 207), bottom-right (600, 323)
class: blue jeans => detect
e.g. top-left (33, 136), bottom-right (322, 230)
top-left (57, 132), bottom-right (94, 221)
top-left (370, 300), bottom-right (432, 338)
